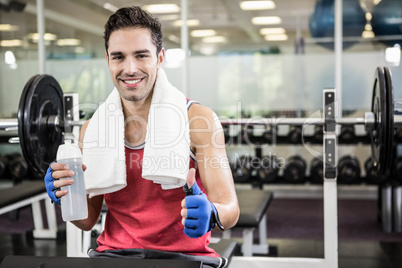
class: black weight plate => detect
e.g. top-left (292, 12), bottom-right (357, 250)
top-left (383, 67), bottom-right (394, 176)
top-left (370, 67), bottom-right (391, 177)
top-left (18, 75), bottom-right (64, 176)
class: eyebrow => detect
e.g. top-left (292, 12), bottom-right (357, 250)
top-left (109, 49), bottom-right (151, 56)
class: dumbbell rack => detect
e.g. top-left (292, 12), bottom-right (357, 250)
top-left (230, 90), bottom-right (339, 268)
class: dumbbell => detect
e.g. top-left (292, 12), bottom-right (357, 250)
top-left (310, 157), bottom-right (324, 184)
top-left (313, 125), bottom-right (323, 143)
top-left (283, 155), bottom-right (307, 184)
top-left (337, 155), bottom-right (361, 184)
top-left (262, 126), bottom-right (273, 144)
top-left (231, 155), bottom-right (257, 183)
top-left (0, 154), bottom-right (9, 178)
top-left (287, 126), bottom-right (302, 144)
top-left (339, 126), bottom-right (356, 143)
top-left (240, 125), bottom-right (254, 145)
top-left (255, 155), bottom-right (279, 183)
top-left (6, 153), bottom-right (30, 183)
top-left (365, 157), bottom-right (388, 184)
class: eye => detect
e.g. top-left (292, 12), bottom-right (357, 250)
top-left (137, 54), bottom-right (148, 59)
top-left (112, 55), bottom-right (123, 60)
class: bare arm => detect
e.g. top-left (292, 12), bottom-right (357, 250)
top-left (189, 104), bottom-right (239, 230)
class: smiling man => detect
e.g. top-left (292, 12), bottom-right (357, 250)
top-left (44, 6), bottom-right (239, 268)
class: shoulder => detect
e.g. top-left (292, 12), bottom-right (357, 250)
top-left (188, 103), bottom-right (219, 129)
top-left (188, 103), bottom-right (223, 147)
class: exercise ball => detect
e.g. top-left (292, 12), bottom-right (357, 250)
top-left (371, 0), bottom-right (402, 46)
top-left (309, 0), bottom-right (366, 50)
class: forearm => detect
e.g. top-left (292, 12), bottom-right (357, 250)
top-left (71, 195), bottom-right (103, 231)
top-left (212, 199), bottom-right (239, 231)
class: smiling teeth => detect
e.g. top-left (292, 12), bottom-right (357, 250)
top-left (125, 79), bottom-right (141, 84)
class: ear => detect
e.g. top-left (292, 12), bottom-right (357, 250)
top-left (105, 51), bottom-right (109, 66)
top-left (157, 47), bottom-right (165, 69)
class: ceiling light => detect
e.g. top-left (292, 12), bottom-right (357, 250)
top-left (191, 29), bottom-right (217, 37)
top-left (143, 4), bottom-right (180, 14)
top-left (362, 30), bottom-right (375, 38)
top-left (240, 1), bottom-right (276, 10)
top-left (29, 33), bottom-right (57, 41)
top-left (202, 36), bottom-right (226, 43)
top-left (103, 3), bottom-right (118, 12)
top-left (252, 16), bottom-right (282, 25)
top-left (259, 27), bottom-right (285, 35)
top-left (173, 19), bottom-right (200, 27)
top-left (264, 34), bottom-right (288, 41)
top-left (57, 38), bottom-right (81, 46)
top-left (0, 24), bottom-right (19, 31)
top-left (168, 34), bottom-right (180, 43)
top-left (0, 39), bottom-right (23, 47)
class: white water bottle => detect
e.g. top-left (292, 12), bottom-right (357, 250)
top-left (56, 140), bottom-right (88, 221)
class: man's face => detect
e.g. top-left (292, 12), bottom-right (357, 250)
top-left (106, 27), bottom-right (164, 102)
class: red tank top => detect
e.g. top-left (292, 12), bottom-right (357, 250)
top-left (96, 145), bottom-right (219, 257)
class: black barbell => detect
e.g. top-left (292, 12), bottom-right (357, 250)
top-left (0, 67), bottom-right (399, 179)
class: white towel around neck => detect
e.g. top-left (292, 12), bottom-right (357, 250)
top-left (83, 69), bottom-right (190, 198)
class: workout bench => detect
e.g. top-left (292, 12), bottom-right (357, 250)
top-left (0, 181), bottom-right (57, 239)
top-left (221, 189), bottom-right (273, 257)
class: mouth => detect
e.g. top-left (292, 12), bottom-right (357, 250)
top-left (121, 77), bottom-right (144, 86)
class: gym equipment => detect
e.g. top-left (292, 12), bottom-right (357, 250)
top-left (339, 125), bottom-right (356, 143)
top-left (0, 154), bottom-right (8, 178)
top-left (231, 155), bottom-right (255, 183)
top-left (18, 75), bottom-right (65, 177)
top-left (221, 190), bottom-right (273, 256)
top-left (283, 155), bottom-right (307, 184)
top-left (255, 155), bottom-right (279, 183)
top-left (287, 125), bottom-right (302, 144)
top-left (371, 0), bottom-right (402, 46)
top-left (309, 0), bottom-right (366, 50)
top-left (220, 67), bottom-right (396, 178)
top-left (0, 181), bottom-right (57, 239)
top-left (310, 157), bottom-right (324, 184)
top-left (365, 157), bottom-right (388, 184)
top-left (313, 125), bottom-right (323, 143)
top-left (0, 66), bottom-right (398, 180)
top-left (262, 126), bottom-right (273, 144)
top-left (5, 153), bottom-right (30, 182)
top-left (337, 155), bottom-right (361, 184)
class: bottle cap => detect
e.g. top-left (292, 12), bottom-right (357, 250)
top-left (56, 139), bottom-right (82, 161)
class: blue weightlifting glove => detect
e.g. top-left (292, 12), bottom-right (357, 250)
top-left (44, 162), bottom-right (61, 205)
top-left (183, 169), bottom-right (224, 238)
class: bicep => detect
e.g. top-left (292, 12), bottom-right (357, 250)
top-left (190, 108), bottom-right (236, 204)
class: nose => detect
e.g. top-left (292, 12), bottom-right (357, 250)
top-left (124, 57), bottom-right (138, 75)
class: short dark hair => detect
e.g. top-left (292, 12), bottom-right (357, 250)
top-left (103, 6), bottom-right (163, 55)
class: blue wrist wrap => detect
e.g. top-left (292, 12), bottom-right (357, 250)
top-left (44, 162), bottom-right (61, 205)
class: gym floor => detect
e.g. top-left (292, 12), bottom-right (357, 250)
top-left (0, 196), bottom-right (402, 268)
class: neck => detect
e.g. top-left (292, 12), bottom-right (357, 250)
top-left (121, 89), bottom-right (153, 121)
